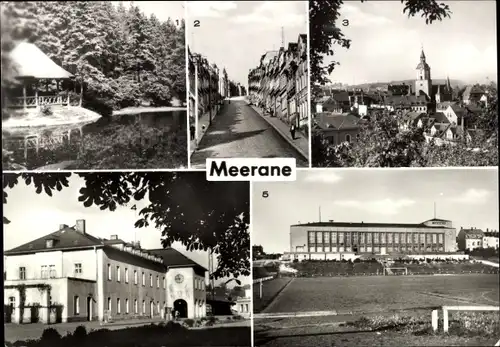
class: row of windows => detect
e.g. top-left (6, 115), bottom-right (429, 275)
top-left (194, 277), bottom-right (205, 290)
top-left (308, 231), bottom-right (444, 246)
top-left (107, 264), bottom-right (165, 289)
top-left (308, 245), bottom-right (445, 253)
top-left (72, 296), bottom-right (165, 316)
top-left (18, 265), bottom-right (57, 280)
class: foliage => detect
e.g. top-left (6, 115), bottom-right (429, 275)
top-left (73, 123), bottom-right (187, 169)
top-left (3, 172), bottom-right (250, 279)
top-left (40, 105), bottom-right (53, 116)
top-left (41, 328), bottom-right (62, 342)
top-left (309, 0), bottom-right (452, 99)
top-left (1, 2), bottom-right (186, 116)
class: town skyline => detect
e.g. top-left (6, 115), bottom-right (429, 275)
top-left (252, 169), bottom-right (499, 254)
top-left (187, 1), bottom-right (307, 87)
top-left (325, 1), bottom-right (496, 86)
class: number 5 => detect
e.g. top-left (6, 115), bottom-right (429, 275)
top-left (262, 191), bottom-right (269, 198)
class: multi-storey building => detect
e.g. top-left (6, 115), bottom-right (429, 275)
top-left (456, 227), bottom-right (485, 251)
top-left (248, 34), bottom-right (307, 128)
top-left (483, 230), bottom-right (499, 249)
top-left (4, 220), bottom-right (207, 324)
top-left (286, 218), bottom-right (457, 261)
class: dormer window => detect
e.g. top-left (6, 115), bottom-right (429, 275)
top-left (46, 239), bottom-right (54, 248)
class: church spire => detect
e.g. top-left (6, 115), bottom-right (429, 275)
top-left (420, 46), bottom-right (426, 61)
top-left (446, 75), bottom-right (451, 89)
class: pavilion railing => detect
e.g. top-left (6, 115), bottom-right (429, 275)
top-left (4, 95), bottom-right (82, 108)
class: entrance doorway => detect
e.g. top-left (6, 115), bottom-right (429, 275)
top-left (87, 297), bottom-right (92, 321)
top-left (173, 299), bottom-right (188, 318)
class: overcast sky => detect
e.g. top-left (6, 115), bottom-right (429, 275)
top-left (326, 1), bottom-right (497, 85)
top-left (3, 174), bottom-right (249, 287)
top-left (114, 1), bottom-right (185, 24)
top-left (187, 1), bottom-right (307, 86)
top-left (252, 169), bottom-right (499, 254)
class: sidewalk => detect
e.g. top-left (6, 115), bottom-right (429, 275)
top-left (190, 103), bottom-right (224, 157)
top-left (250, 105), bottom-right (309, 161)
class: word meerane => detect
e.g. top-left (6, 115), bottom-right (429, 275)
top-left (209, 160), bottom-right (292, 177)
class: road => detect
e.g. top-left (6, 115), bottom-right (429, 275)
top-left (190, 100), bottom-right (307, 168)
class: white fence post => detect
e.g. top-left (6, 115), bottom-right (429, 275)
top-left (432, 309), bottom-right (438, 332)
top-left (259, 279), bottom-right (263, 299)
top-left (443, 308), bottom-right (449, 333)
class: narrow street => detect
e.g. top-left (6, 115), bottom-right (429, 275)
top-left (190, 99), bottom-right (307, 168)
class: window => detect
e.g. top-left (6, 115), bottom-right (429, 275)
top-left (74, 296), bottom-right (80, 315)
top-left (142, 272), bottom-right (145, 286)
top-left (194, 279), bottom-right (198, 290)
top-left (163, 277), bottom-right (166, 289)
top-left (332, 232), bottom-right (337, 244)
top-left (345, 134), bottom-right (351, 143)
top-left (126, 299), bottom-right (129, 314)
top-left (46, 239), bottom-right (54, 248)
top-left (107, 264), bottom-right (112, 280)
top-left (19, 267), bottom-right (26, 280)
top-left (49, 265), bottom-right (56, 278)
top-left (41, 265), bottom-right (48, 279)
top-left (142, 300), bottom-right (146, 314)
top-left (150, 274), bottom-right (153, 287)
top-left (134, 299), bottom-right (138, 314)
top-left (125, 268), bottom-right (129, 283)
top-left (134, 270), bottom-right (138, 285)
top-left (245, 304), bottom-right (249, 313)
top-left (156, 275), bottom-right (159, 288)
top-left (117, 299), bottom-right (121, 314)
top-left (8, 296), bottom-right (15, 307)
top-left (116, 266), bottom-right (121, 282)
top-left (107, 297), bottom-right (111, 311)
top-left (74, 263), bottom-right (82, 275)
top-left (157, 301), bottom-right (160, 313)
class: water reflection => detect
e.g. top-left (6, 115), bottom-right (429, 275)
top-left (2, 108), bottom-right (187, 169)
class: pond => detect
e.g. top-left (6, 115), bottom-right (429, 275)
top-left (2, 107), bottom-right (188, 170)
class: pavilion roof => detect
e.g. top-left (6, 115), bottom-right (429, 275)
top-left (10, 41), bottom-right (73, 79)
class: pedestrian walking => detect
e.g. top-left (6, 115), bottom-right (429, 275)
top-left (190, 124), bottom-right (195, 141)
top-left (290, 123), bottom-right (296, 140)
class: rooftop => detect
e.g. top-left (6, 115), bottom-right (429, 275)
top-left (10, 42), bottom-right (73, 79)
top-left (292, 219), bottom-right (452, 229)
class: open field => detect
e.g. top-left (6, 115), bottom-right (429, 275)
top-left (265, 274), bottom-right (499, 314)
top-left (253, 278), bottom-right (292, 313)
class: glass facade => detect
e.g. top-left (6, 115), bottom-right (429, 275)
top-left (305, 230), bottom-right (446, 254)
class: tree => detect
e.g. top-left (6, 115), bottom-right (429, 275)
top-left (3, 172), bottom-right (250, 280)
top-left (309, 0), bottom-right (452, 98)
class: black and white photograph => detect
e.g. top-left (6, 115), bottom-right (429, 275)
top-left (187, 1), bottom-right (309, 169)
top-left (3, 172), bottom-right (251, 347)
top-left (252, 169), bottom-right (499, 346)
top-left (310, 0), bottom-right (497, 167)
top-left (1, 1), bottom-right (188, 171)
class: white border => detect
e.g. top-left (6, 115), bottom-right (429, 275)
top-left (185, 0), bottom-right (191, 169)
top-left (249, 180), bottom-right (254, 347)
top-left (305, 0), bottom-right (312, 168)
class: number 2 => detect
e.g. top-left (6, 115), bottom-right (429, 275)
top-left (194, 20), bottom-right (200, 27)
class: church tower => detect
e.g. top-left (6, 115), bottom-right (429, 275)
top-left (415, 48), bottom-right (432, 98)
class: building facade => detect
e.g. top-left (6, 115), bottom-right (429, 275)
top-left (4, 220), bottom-right (207, 324)
top-left (286, 218), bottom-right (457, 261)
top-left (248, 34), bottom-right (308, 128)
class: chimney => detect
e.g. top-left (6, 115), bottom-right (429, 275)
top-left (76, 219), bottom-right (86, 234)
top-left (59, 224), bottom-right (68, 230)
top-left (111, 235), bottom-right (118, 240)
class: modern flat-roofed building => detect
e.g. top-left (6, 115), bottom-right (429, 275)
top-left (287, 218), bottom-right (457, 261)
top-left (4, 219), bottom-right (207, 324)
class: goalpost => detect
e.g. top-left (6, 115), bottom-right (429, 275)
top-left (383, 267), bottom-right (408, 276)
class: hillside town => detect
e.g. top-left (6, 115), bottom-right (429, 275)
top-left (312, 49), bottom-right (495, 150)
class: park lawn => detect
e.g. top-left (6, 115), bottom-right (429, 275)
top-left (253, 278), bottom-right (292, 313)
top-left (266, 274), bottom-right (499, 313)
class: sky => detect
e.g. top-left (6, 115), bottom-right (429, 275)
top-left (252, 169), bottom-right (499, 254)
top-left (114, 1), bottom-right (185, 25)
top-left (187, 1), bottom-right (307, 86)
top-left (325, 1), bottom-right (497, 85)
top-left (3, 174), bottom-right (249, 288)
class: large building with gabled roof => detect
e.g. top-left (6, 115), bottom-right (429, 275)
top-left (286, 218), bottom-right (457, 261)
top-left (4, 219), bottom-right (207, 324)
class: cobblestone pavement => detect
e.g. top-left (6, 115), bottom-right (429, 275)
top-left (190, 100), bottom-right (308, 169)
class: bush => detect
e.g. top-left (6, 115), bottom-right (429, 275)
top-left (40, 105), bottom-right (53, 116)
top-left (73, 325), bottom-right (87, 339)
top-left (183, 318), bottom-right (195, 327)
top-left (41, 327), bottom-right (62, 341)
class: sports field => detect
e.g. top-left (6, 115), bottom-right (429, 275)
top-left (264, 274), bottom-right (499, 314)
